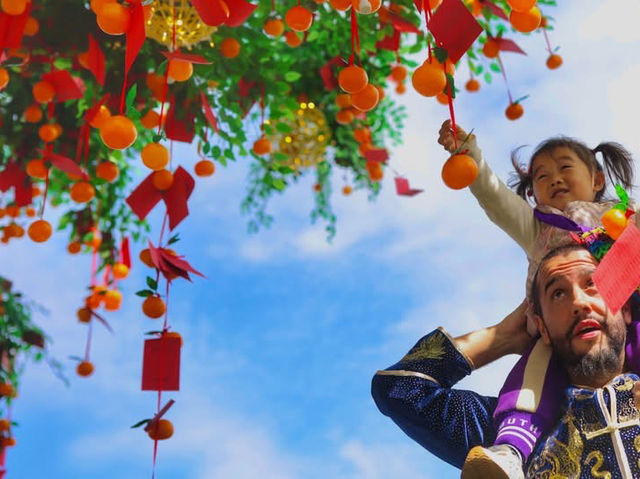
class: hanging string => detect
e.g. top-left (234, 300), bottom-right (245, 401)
top-left (90, 248), bottom-right (98, 287)
top-left (349, 8), bottom-right (361, 65)
top-left (443, 62), bottom-right (458, 150)
top-left (84, 318), bottom-right (93, 361)
top-left (39, 167), bottom-right (50, 219)
top-left (496, 55), bottom-right (513, 104)
top-left (423, 0), bottom-right (433, 61)
top-left (542, 26), bottom-right (553, 54)
top-left (83, 122), bottom-right (91, 181)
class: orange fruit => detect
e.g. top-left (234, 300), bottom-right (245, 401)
top-left (24, 104), bottom-right (43, 123)
top-left (284, 31), bottom-right (302, 47)
top-left (482, 38), bottom-right (500, 58)
top-left (38, 123), bottom-right (61, 142)
top-left (153, 169), bottom-right (174, 190)
top-left (27, 219), bottom-right (52, 243)
top-left (329, 0), bottom-right (351, 11)
top-left (336, 93), bottom-right (352, 108)
top-left (104, 289), bottom-right (122, 311)
top-left (141, 142), bottom-right (169, 170)
top-left (164, 331), bottom-right (184, 347)
top-left (25, 206), bottom-right (36, 217)
top-left (143, 295), bottom-right (166, 319)
top-left (23, 16), bottom-right (39, 36)
top-left (336, 109), bottom-right (354, 125)
top-left (441, 154), bottom-right (478, 189)
top-left (167, 60), bottom-right (193, 82)
top-left (0, 67), bottom-right (8, 90)
top-left (466, 0), bottom-right (482, 16)
top-left (147, 419), bottom-right (173, 440)
top-left (100, 115), bottom-right (137, 150)
top-left (139, 248), bottom-right (155, 268)
top-left (32, 185), bottom-right (42, 196)
top-left (220, 38), bottom-right (240, 58)
top-left (505, 102), bottom-right (524, 120)
top-left (111, 263), bottom-right (128, 279)
top-left (351, 83), bottom-right (379, 112)
top-left (141, 110), bottom-right (161, 129)
top-left (1, 437), bottom-right (15, 447)
top-left (436, 92), bottom-right (449, 105)
top-left (358, 142), bottom-right (372, 156)
top-left (97, 2), bottom-right (131, 35)
top-left (353, 128), bottom-right (371, 143)
top-left (70, 181), bottom-right (95, 203)
top-left (395, 83), bottom-right (406, 94)
top-left (465, 78), bottom-right (480, 92)
top-left (285, 6), bottom-right (313, 31)
top-left (195, 159), bottom-right (215, 177)
top-left (85, 229), bottom-right (102, 250)
top-left (431, 57), bottom-right (456, 77)
top-left (252, 137), bottom-right (272, 155)
top-left (96, 161), bottom-right (119, 182)
top-left (90, 105), bottom-right (111, 129)
top-left (264, 18), bottom-right (285, 37)
top-left (353, 0), bottom-right (381, 14)
top-left (68, 241), bottom-right (82, 254)
top-left (33, 81), bottom-right (55, 103)
top-left (0, 383), bottom-right (14, 397)
top-left (146, 72), bottom-right (165, 100)
top-left (77, 52), bottom-right (90, 69)
top-left (366, 161), bottom-right (383, 181)
top-left (313, 182), bottom-right (322, 192)
top-left (26, 159), bottom-right (47, 179)
top-left (602, 208), bottom-right (628, 240)
top-left (390, 65), bottom-right (407, 83)
top-left (338, 65), bottom-right (368, 94)
top-left (546, 54), bottom-right (562, 70)
top-left (0, 419), bottom-right (10, 432)
top-left (510, 6), bottom-right (541, 33)
top-left (5, 205), bottom-right (19, 218)
top-left (90, 0), bottom-right (116, 14)
top-left (506, 0), bottom-right (536, 12)
top-left (342, 185), bottom-right (353, 195)
top-left (1, 0), bottom-right (26, 16)
top-left (77, 361), bottom-right (94, 377)
top-left (412, 62), bottom-right (446, 97)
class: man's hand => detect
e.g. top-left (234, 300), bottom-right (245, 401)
top-left (437, 119), bottom-right (472, 154)
top-left (495, 300), bottom-right (537, 356)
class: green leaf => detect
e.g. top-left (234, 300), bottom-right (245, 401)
top-left (489, 62), bottom-right (501, 73)
top-left (615, 184), bottom-right (630, 208)
top-left (167, 233), bottom-right (180, 245)
top-left (275, 122), bottom-right (293, 133)
top-left (224, 148), bottom-right (234, 160)
top-left (433, 46), bottom-right (448, 63)
top-left (135, 290), bottom-right (153, 297)
top-left (284, 71), bottom-right (302, 82)
top-left (146, 276), bottom-right (158, 291)
top-left (125, 84), bottom-right (138, 115)
top-left (131, 419), bottom-right (151, 429)
top-left (273, 152), bottom-right (289, 162)
top-left (483, 72), bottom-right (492, 84)
top-left (272, 178), bottom-right (286, 191)
top-left (211, 146), bottom-right (221, 158)
top-left (53, 58), bottom-right (72, 70)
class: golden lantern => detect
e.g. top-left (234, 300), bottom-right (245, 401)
top-left (146, 0), bottom-right (217, 49)
top-left (272, 102), bottom-right (331, 169)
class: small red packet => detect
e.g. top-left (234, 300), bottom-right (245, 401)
top-left (395, 177), bottom-right (423, 196)
top-left (42, 70), bottom-right (86, 102)
top-left (365, 148), bottom-right (389, 163)
top-left (427, 0), bottom-right (482, 63)
top-left (495, 37), bottom-right (526, 55)
top-left (142, 336), bottom-right (181, 391)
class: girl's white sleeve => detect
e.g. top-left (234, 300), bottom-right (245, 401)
top-left (466, 138), bottom-right (540, 256)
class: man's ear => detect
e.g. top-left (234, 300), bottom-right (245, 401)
top-left (593, 170), bottom-right (605, 195)
top-left (622, 303), bottom-right (632, 326)
top-left (535, 314), bottom-right (551, 345)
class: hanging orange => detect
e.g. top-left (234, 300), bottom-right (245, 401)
top-left (167, 60), bottom-right (193, 82)
top-left (436, 92), bottom-right (449, 105)
top-left (143, 295), bottom-right (166, 318)
top-left (482, 38), bottom-right (500, 58)
top-left (506, 0), bottom-right (536, 12)
top-left (441, 154), bottom-right (478, 189)
top-left (90, 105), bottom-right (111, 129)
top-left (338, 65), bottom-right (368, 94)
top-left (91, 0), bottom-right (116, 14)
top-left (358, 142), bottom-right (372, 156)
top-left (28, 219), bottom-right (52, 243)
top-left (195, 159), bottom-right (215, 177)
top-left (33, 81), bottom-right (55, 104)
top-left (104, 290), bottom-right (123, 311)
top-left (145, 72), bottom-right (165, 100)
top-left (431, 57), bottom-right (456, 76)
top-left (77, 361), bottom-right (94, 377)
top-left (352, 0), bottom-right (381, 14)
top-left (336, 93), bottom-right (352, 108)
top-left (25, 206), bottom-right (36, 217)
top-left (285, 31), bottom-right (302, 47)
top-left (141, 142), bottom-right (169, 170)
top-left (96, 161), bottom-right (119, 182)
top-left (141, 110), bottom-right (161, 129)
top-left (351, 84), bottom-right (379, 112)
top-left (0, 67), bottom-right (8, 90)
top-left (24, 104), bottom-right (43, 123)
top-left (147, 419), bottom-right (174, 440)
top-left (152, 169), bottom-right (174, 190)
top-left (23, 16), bottom-right (39, 36)
top-left (342, 185), bottom-right (353, 195)
top-left (546, 54), bottom-right (562, 70)
top-left (100, 115), bottom-right (137, 150)
top-left (366, 161), bottom-right (383, 181)
top-left (465, 78), bottom-right (480, 92)
top-left (26, 159), bottom-right (47, 179)
top-left (602, 208), bottom-right (628, 240)
top-left (97, 2), bottom-right (131, 35)
top-left (390, 65), bottom-right (407, 82)
top-left (1, 0), bottom-right (26, 16)
top-left (329, 0), bottom-right (351, 11)
top-left (375, 85), bottom-right (385, 101)
top-left (68, 241), bottom-right (82, 254)
top-left (395, 83), bottom-right (406, 94)
top-left (411, 62), bottom-right (446, 97)
top-left (220, 38), bottom-right (241, 58)
top-left (285, 6), bottom-right (313, 32)
top-left (39, 123), bottom-right (61, 143)
top-left (336, 109), bottom-right (354, 125)
top-left (264, 18), bottom-right (285, 37)
top-left (353, 128), bottom-right (371, 143)
top-left (139, 248), bottom-right (155, 268)
top-left (252, 137), bottom-right (272, 155)
top-left (505, 102), bottom-right (524, 120)
top-left (510, 6), bottom-right (541, 33)
top-left (70, 182), bottom-right (95, 203)
top-left (112, 262), bottom-right (129, 279)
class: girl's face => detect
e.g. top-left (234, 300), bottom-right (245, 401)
top-left (531, 147), bottom-right (605, 210)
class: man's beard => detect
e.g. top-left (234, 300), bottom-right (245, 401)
top-left (550, 317), bottom-right (626, 381)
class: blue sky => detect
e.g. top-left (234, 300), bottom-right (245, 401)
top-left (3, 1), bottom-right (640, 477)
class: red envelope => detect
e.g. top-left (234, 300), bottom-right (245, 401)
top-left (125, 0), bottom-right (145, 73)
top-left (495, 37), bottom-right (526, 55)
top-left (395, 176), bottom-right (423, 196)
top-left (47, 152), bottom-right (84, 177)
top-left (42, 70), bottom-right (86, 102)
top-left (142, 337), bottom-right (181, 391)
top-left (165, 97), bottom-right (195, 143)
top-left (319, 56), bottom-right (344, 91)
top-left (365, 148), bottom-right (389, 163)
top-left (0, 2), bottom-right (30, 53)
top-left (593, 223), bottom-right (640, 315)
top-left (0, 162), bottom-right (31, 207)
top-left (427, 0), bottom-right (482, 63)
top-left (483, 1), bottom-right (507, 20)
top-left (87, 35), bottom-right (106, 86)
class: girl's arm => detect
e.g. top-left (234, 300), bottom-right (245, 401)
top-left (438, 120), bottom-right (539, 255)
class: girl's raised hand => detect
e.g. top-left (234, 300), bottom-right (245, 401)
top-left (437, 119), bottom-right (471, 154)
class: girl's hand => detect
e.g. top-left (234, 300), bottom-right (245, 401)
top-left (437, 119), bottom-right (471, 154)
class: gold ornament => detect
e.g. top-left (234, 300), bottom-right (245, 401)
top-left (272, 102), bottom-right (331, 169)
top-left (146, 0), bottom-right (217, 49)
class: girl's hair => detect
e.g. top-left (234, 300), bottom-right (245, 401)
top-left (508, 136), bottom-right (635, 203)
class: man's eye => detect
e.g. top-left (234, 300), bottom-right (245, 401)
top-left (561, 165), bottom-right (572, 170)
top-left (586, 278), bottom-right (596, 288)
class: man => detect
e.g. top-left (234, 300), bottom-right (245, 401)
top-left (372, 244), bottom-right (639, 478)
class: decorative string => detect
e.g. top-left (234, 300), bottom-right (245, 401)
top-left (496, 55), bottom-right (513, 104)
top-left (443, 62), bottom-right (457, 150)
top-left (349, 8), bottom-right (361, 65)
top-left (39, 167), bottom-right (49, 219)
top-left (84, 317), bottom-right (93, 361)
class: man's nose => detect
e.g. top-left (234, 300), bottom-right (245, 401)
top-left (572, 288), bottom-right (593, 316)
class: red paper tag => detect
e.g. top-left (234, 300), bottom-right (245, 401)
top-left (483, 1), bottom-right (508, 20)
top-left (201, 92), bottom-right (219, 133)
top-left (142, 337), bottom-right (181, 391)
top-left (165, 97), bottom-right (195, 143)
top-left (376, 29), bottom-right (400, 51)
top-left (121, 237), bottom-right (131, 269)
top-left (164, 167), bottom-right (195, 230)
top-left (47, 152), bottom-right (83, 177)
top-left (88, 35), bottom-right (106, 86)
top-left (593, 223), bottom-right (640, 315)
top-left (365, 148), bottom-right (389, 163)
top-left (495, 37), bottom-right (526, 55)
top-left (126, 172), bottom-right (164, 221)
top-left (395, 177), bottom-right (423, 196)
top-left (42, 70), bottom-right (86, 102)
top-left (162, 51), bottom-right (211, 64)
top-left (427, 0), bottom-right (482, 63)
top-left (125, 1), bottom-right (145, 73)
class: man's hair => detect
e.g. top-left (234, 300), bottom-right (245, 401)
top-left (530, 244), bottom-right (591, 318)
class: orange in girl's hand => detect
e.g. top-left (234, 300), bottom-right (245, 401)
top-left (338, 65), bottom-right (368, 94)
top-left (285, 6), bottom-right (313, 31)
top-left (1, 0), bottom-right (26, 16)
top-left (33, 81), bottom-right (55, 104)
top-left (329, 0), bottom-right (351, 11)
top-left (351, 84), bottom-right (379, 112)
top-left (264, 18), bottom-right (285, 37)
top-left (602, 208), bottom-right (628, 240)
top-left (505, 102), bottom-right (524, 120)
top-left (152, 169), bottom-right (174, 190)
top-left (90, 105), bottom-right (111, 129)
top-left (442, 154), bottom-right (478, 189)
top-left (546, 54), bottom-right (562, 70)
top-left (143, 295), bottom-right (166, 319)
top-left (27, 219), bottom-right (52, 243)
top-left (100, 115), bottom-right (137, 150)
top-left (70, 182), bottom-right (96, 203)
top-left (147, 419), bottom-right (173, 440)
top-left (285, 31), bottom-right (302, 47)
top-left (195, 159), bottom-right (215, 177)
top-left (97, 2), bottom-right (131, 35)
top-left (77, 361), bottom-right (94, 377)
top-left (113, 262), bottom-right (129, 279)
top-left (252, 137), bottom-right (272, 156)
top-left (352, 0), bottom-right (381, 14)
top-left (24, 104), bottom-right (43, 123)
top-left (465, 78), bottom-right (480, 92)
top-left (141, 142), bottom-right (169, 170)
top-left (0, 67), bottom-right (8, 90)
top-left (167, 60), bottom-right (193, 82)
top-left (96, 161), bottom-right (119, 182)
top-left (510, 6), bottom-right (541, 33)
top-left (220, 38), bottom-right (241, 58)
top-left (412, 61), bottom-right (446, 97)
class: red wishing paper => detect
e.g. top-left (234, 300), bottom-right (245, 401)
top-left (125, 1), bottom-right (145, 73)
top-left (365, 148), bottom-right (389, 163)
top-left (495, 37), bottom-right (526, 55)
top-left (142, 337), bottom-right (181, 391)
top-left (42, 70), bottom-right (86, 102)
top-left (394, 177), bottom-right (423, 196)
top-left (201, 92), bottom-right (219, 133)
top-left (593, 223), bottom-right (640, 315)
top-left (0, 162), bottom-right (31, 206)
top-left (427, 0), bottom-right (482, 63)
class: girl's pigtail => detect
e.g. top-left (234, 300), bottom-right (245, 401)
top-left (508, 145), bottom-right (532, 201)
top-left (593, 142), bottom-right (634, 194)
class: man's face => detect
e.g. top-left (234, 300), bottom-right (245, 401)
top-left (534, 248), bottom-right (630, 381)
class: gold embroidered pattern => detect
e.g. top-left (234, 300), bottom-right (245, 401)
top-left (401, 333), bottom-right (445, 363)
top-left (527, 413), bottom-right (583, 478)
top-left (634, 435), bottom-right (640, 470)
top-left (586, 451), bottom-right (612, 479)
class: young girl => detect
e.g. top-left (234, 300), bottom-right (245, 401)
top-left (437, 119), bottom-right (638, 479)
